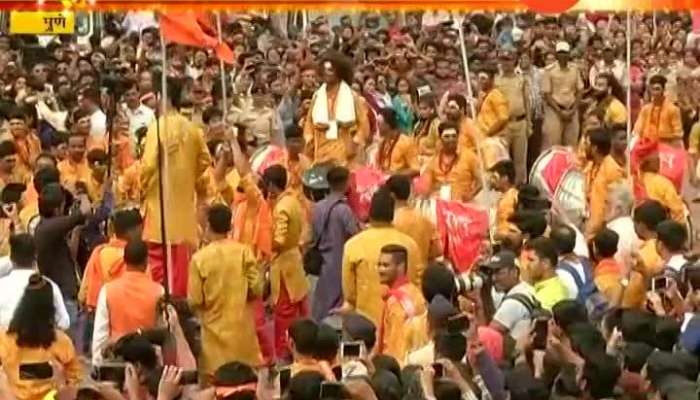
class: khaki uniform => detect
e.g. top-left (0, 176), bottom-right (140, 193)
top-left (496, 74), bottom-right (529, 184)
top-left (541, 63), bottom-right (584, 149)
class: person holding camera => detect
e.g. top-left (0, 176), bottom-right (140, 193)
top-left (487, 250), bottom-right (537, 339)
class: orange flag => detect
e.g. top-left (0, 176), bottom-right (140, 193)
top-left (160, 12), bottom-right (234, 64)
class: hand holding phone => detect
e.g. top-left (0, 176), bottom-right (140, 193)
top-left (532, 318), bottom-right (549, 350)
top-left (652, 276), bottom-right (669, 292)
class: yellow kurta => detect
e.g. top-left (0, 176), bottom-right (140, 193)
top-left (200, 167), bottom-right (238, 206)
top-left (116, 161), bottom-right (142, 207)
top-left (270, 190), bottom-right (309, 304)
top-left (637, 239), bottom-right (664, 279)
top-left (141, 112), bottom-right (211, 246)
top-left (496, 187), bottom-right (518, 236)
top-left (342, 224), bottom-right (423, 326)
top-left (380, 281), bottom-right (427, 364)
top-left (188, 239), bottom-right (263, 375)
top-left (458, 118), bottom-right (479, 154)
top-left (642, 172), bottom-right (686, 224)
top-left (0, 168), bottom-right (29, 192)
top-left (477, 88), bottom-right (510, 137)
top-left (633, 99), bottom-right (683, 141)
top-left (57, 158), bottom-right (91, 194)
top-left (377, 134), bottom-right (419, 174)
top-left (594, 258), bottom-right (646, 309)
top-left (303, 89), bottom-right (370, 165)
top-left (586, 155), bottom-right (626, 237)
top-left (413, 118), bottom-right (440, 166)
top-left (393, 206), bottom-right (441, 265)
top-left (424, 150), bottom-right (481, 202)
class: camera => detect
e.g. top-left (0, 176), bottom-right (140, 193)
top-left (454, 271), bottom-right (487, 294)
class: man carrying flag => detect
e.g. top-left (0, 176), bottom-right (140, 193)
top-left (141, 75), bottom-right (211, 297)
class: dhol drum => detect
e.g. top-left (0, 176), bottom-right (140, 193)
top-left (529, 146), bottom-right (576, 197)
top-left (553, 169), bottom-right (587, 230)
top-left (249, 144), bottom-right (286, 176)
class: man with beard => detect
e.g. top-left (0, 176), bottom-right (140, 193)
top-left (443, 93), bottom-right (478, 154)
top-left (412, 94), bottom-right (441, 168)
top-left (585, 73), bottom-right (627, 129)
top-left (634, 75), bottom-right (683, 145)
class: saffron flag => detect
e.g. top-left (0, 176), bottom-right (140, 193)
top-left (435, 200), bottom-right (489, 273)
top-left (160, 12), bottom-right (234, 64)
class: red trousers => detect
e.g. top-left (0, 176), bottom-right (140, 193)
top-left (252, 298), bottom-right (275, 365)
top-left (147, 242), bottom-right (192, 298)
top-left (274, 280), bottom-right (309, 361)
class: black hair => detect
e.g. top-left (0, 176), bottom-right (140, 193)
top-left (588, 128), bottom-right (612, 156)
top-left (326, 166), bottom-right (350, 191)
top-left (620, 309), bottom-right (656, 346)
top-left (434, 378), bottom-right (462, 400)
top-left (288, 371), bottom-right (323, 400)
top-left (369, 188), bottom-right (395, 223)
top-left (38, 183), bottom-right (65, 218)
top-left (8, 274), bottom-right (56, 348)
top-left (213, 361), bottom-right (258, 392)
top-left (289, 318), bottom-right (318, 356)
top-left (649, 74), bottom-right (668, 88)
top-left (438, 121), bottom-right (460, 135)
top-left (372, 355), bottom-right (402, 386)
top-left (509, 210), bottom-right (548, 238)
top-left (552, 300), bottom-right (588, 331)
top-left (385, 174), bottom-right (411, 201)
top-left (656, 219), bottom-right (687, 253)
top-left (566, 322), bottom-right (606, 356)
top-left (582, 353), bottom-right (621, 399)
top-left (0, 140), bottom-right (17, 158)
top-left (314, 323), bottom-right (340, 363)
top-left (593, 228), bottom-right (619, 259)
top-left (371, 369), bottom-right (402, 400)
top-left (124, 239), bottom-right (148, 270)
top-left (523, 237), bottom-right (558, 268)
top-left (435, 331), bottom-right (467, 362)
top-left (421, 262), bottom-right (456, 303)
top-left (9, 233), bottom-right (34, 269)
top-left (446, 93), bottom-right (467, 111)
top-left (655, 316), bottom-right (681, 352)
top-left (320, 50), bottom-right (354, 84)
top-left (35, 152), bottom-right (57, 167)
top-left (111, 208), bottom-right (143, 238)
top-left (380, 244), bottom-right (408, 269)
top-left (202, 106), bottom-right (223, 125)
top-left (1, 183), bottom-right (25, 204)
top-left (284, 124), bottom-right (303, 140)
top-left (112, 333), bottom-right (158, 370)
top-left (550, 225), bottom-right (576, 255)
top-left (622, 341), bottom-right (654, 373)
top-left (342, 312), bottom-right (377, 352)
top-left (33, 167), bottom-right (60, 193)
top-left (633, 200), bottom-right (668, 231)
top-left (379, 107), bottom-right (399, 130)
top-left (86, 148), bottom-right (108, 165)
top-left (208, 203), bottom-right (233, 234)
top-left (490, 160), bottom-right (515, 184)
top-left (262, 164), bottom-right (287, 192)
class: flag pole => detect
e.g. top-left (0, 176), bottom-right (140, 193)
top-left (158, 29), bottom-right (172, 299)
top-left (216, 12), bottom-right (228, 121)
top-left (457, 13), bottom-right (494, 244)
top-left (626, 9), bottom-right (632, 172)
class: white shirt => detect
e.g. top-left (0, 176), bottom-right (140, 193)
top-left (0, 256), bottom-right (13, 278)
top-left (90, 109), bottom-right (107, 138)
top-left (667, 254), bottom-right (689, 273)
top-left (0, 268), bottom-right (70, 330)
top-left (492, 281), bottom-right (536, 339)
top-left (406, 341), bottom-right (434, 368)
top-left (571, 224), bottom-right (590, 259)
top-left (125, 104), bottom-right (155, 136)
top-left (121, 11), bottom-right (158, 34)
top-left (607, 216), bottom-right (639, 270)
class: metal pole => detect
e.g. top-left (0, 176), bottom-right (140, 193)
top-left (216, 12), bottom-right (228, 121)
top-left (158, 29), bottom-right (172, 298)
top-left (457, 14), bottom-right (493, 243)
top-left (626, 10), bottom-right (633, 179)
top-left (302, 10), bottom-right (308, 38)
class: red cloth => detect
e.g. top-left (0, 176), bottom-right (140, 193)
top-left (147, 242), bottom-right (192, 298)
top-left (540, 151), bottom-right (574, 195)
top-left (160, 12), bottom-right (234, 64)
top-left (347, 167), bottom-right (387, 222)
top-left (274, 281), bottom-right (309, 361)
top-left (630, 139), bottom-right (659, 200)
top-left (435, 200), bottom-right (489, 273)
top-left (630, 139), bottom-right (686, 201)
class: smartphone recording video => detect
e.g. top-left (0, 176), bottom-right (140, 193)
top-left (341, 341), bottom-right (363, 359)
top-left (533, 319), bottom-right (549, 350)
top-left (19, 363), bottom-right (53, 380)
top-left (319, 382), bottom-right (344, 399)
top-left (652, 276), bottom-right (669, 292)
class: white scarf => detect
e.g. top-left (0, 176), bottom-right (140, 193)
top-left (311, 81), bottom-right (356, 126)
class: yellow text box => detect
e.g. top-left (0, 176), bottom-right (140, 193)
top-left (10, 12), bottom-right (75, 35)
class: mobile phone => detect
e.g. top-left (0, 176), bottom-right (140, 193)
top-left (341, 341), bottom-right (363, 359)
top-left (652, 276), bottom-right (669, 292)
top-left (19, 363), bottom-right (53, 380)
top-left (92, 363), bottom-right (126, 383)
top-left (533, 319), bottom-right (549, 350)
top-left (432, 363), bottom-right (444, 378)
top-left (319, 382), bottom-right (344, 399)
top-left (278, 366), bottom-right (291, 396)
top-left (682, 265), bottom-right (700, 291)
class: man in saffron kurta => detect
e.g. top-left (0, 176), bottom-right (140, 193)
top-left (341, 188), bottom-right (422, 327)
top-left (592, 229), bottom-right (646, 310)
top-left (92, 239), bottom-right (164, 364)
top-left (140, 102), bottom-right (211, 298)
top-left (375, 108), bottom-right (419, 176)
top-left (489, 160), bottom-right (518, 238)
top-left (377, 244), bottom-right (427, 364)
top-left (79, 209), bottom-right (143, 311)
top-left (7, 108), bottom-right (41, 176)
top-left (265, 165), bottom-right (310, 360)
top-left (585, 129), bottom-right (626, 239)
top-left (632, 140), bottom-right (685, 224)
top-left (632, 200), bottom-right (668, 280)
top-left (633, 75), bottom-right (683, 143)
top-left (0, 141), bottom-right (29, 192)
top-left (476, 68), bottom-right (510, 140)
top-left (188, 204), bottom-right (263, 377)
top-left (303, 56), bottom-right (370, 165)
top-left (57, 135), bottom-right (91, 195)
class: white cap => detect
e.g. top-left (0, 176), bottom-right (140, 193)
top-left (555, 41), bottom-right (571, 53)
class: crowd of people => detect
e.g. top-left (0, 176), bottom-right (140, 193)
top-left (0, 8), bottom-right (700, 400)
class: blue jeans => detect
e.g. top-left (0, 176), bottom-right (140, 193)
top-left (63, 298), bottom-right (83, 352)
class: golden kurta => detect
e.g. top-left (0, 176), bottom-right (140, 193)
top-left (380, 281), bottom-right (427, 364)
top-left (642, 172), bottom-right (685, 224)
top-left (633, 99), bottom-right (683, 141)
top-left (188, 239), bottom-right (263, 375)
top-left (377, 134), bottom-right (419, 174)
top-left (342, 224), bottom-right (423, 327)
top-left (270, 190), bottom-right (309, 304)
top-left (393, 206), bottom-right (441, 265)
top-left (496, 187), bottom-right (519, 236)
top-left (423, 150), bottom-right (481, 202)
top-left (586, 155), bottom-right (626, 237)
top-left (57, 158), bottom-right (91, 194)
top-left (141, 112), bottom-right (211, 246)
